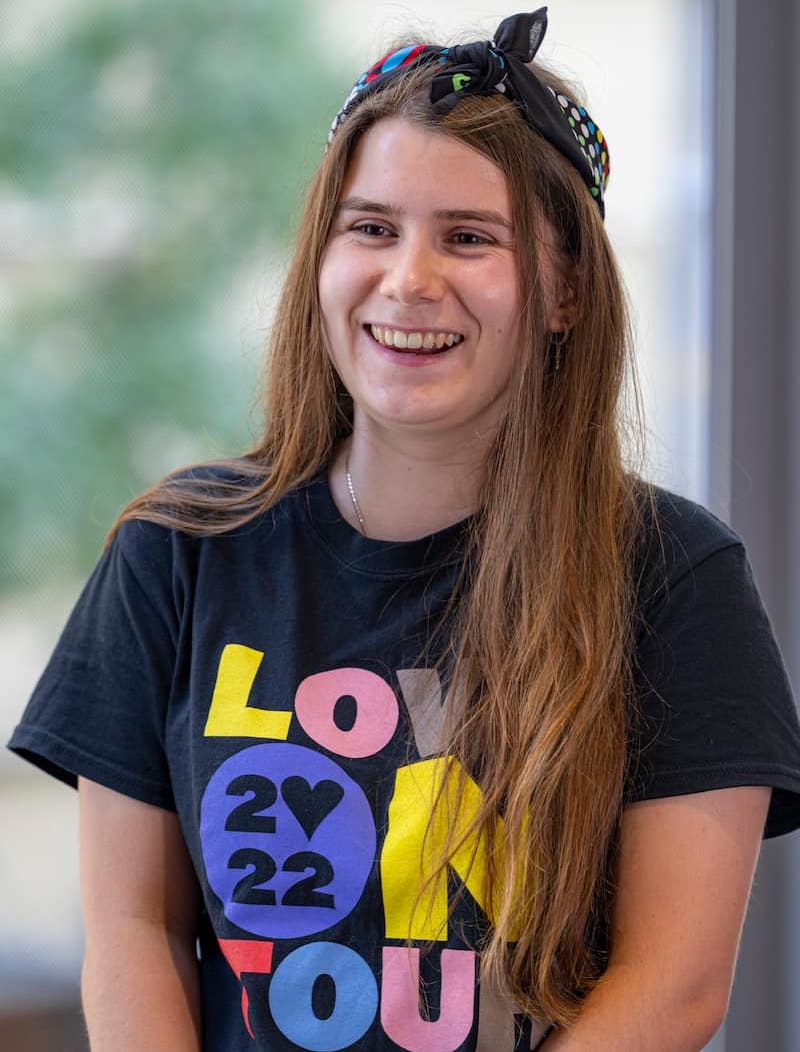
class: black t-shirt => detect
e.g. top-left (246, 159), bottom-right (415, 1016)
top-left (9, 471), bottom-right (800, 1051)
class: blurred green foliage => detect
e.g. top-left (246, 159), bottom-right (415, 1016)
top-left (0, 0), bottom-right (345, 589)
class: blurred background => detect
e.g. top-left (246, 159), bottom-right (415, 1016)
top-left (1, 1), bottom-right (798, 1049)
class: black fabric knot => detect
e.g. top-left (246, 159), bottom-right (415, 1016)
top-left (429, 42), bottom-right (508, 112)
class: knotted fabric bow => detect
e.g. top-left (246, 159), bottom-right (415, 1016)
top-left (328, 8), bottom-right (610, 218)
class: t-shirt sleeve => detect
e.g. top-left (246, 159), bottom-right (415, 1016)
top-left (7, 519), bottom-right (181, 810)
top-left (628, 531), bottom-right (800, 839)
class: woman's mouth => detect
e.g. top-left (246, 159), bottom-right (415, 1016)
top-left (366, 324), bottom-right (464, 353)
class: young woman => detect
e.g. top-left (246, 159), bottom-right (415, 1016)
top-left (10, 9), bottom-right (800, 1051)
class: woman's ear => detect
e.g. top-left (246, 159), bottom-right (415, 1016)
top-left (548, 275), bottom-right (577, 333)
top-left (539, 217), bottom-right (578, 332)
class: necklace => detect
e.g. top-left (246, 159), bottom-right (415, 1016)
top-left (344, 453), bottom-right (367, 536)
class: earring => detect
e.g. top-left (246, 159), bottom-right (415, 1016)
top-left (550, 329), bottom-right (569, 373)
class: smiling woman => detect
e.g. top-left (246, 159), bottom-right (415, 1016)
top-left (7, 8), bottom-right (800, 1052)
top-left (319, 118), bottom-right (530, 475)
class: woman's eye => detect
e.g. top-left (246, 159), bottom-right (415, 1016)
top-left (353, 222), bottom-right (391, 237)
top-left (452, 231), bottom-right (490, 246)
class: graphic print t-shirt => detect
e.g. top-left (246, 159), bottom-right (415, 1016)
top-left (9, 471), bottom-right (800, 1051)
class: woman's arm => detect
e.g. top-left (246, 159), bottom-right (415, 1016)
top-left (79, 777), bottom-right (202, 1051)
top-left (543, 785), bottom-right (772, 1052)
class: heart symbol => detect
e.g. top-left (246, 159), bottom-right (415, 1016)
top-left (281, 776), bottom-right (344, 840)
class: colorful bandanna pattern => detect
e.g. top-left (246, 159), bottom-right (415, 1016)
top-left (327, 8), bottom-right (610, 218)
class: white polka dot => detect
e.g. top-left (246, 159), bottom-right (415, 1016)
top-left (558, 94), bottom-right (569, 107)
top-left (589, 143), bottom-right (596, 157)
top-left (581, 123), bottom-right (589, 137)
top-left (571, 107), bottom-right (580, 120)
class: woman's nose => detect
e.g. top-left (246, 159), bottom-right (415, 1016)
top-left (379, 237), bottom-right (444, 304)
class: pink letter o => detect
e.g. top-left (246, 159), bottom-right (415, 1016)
top-left (294, 668), bottom-right (399, 758)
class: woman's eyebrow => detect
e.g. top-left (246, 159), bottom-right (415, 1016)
top-left (337, 197), bottom-right (512, 229)
top-left (337, 197), bottom-right (394, 216)
top-left (436, 209), bottom-right (512, 229)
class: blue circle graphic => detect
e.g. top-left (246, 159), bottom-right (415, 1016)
top-left (200, 743), bottom-right (376, 939)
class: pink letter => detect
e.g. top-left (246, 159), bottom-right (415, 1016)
top-left (294, 668), bottom-right (398, 758)
top-left (381, 946), bottom-right (475, 1052)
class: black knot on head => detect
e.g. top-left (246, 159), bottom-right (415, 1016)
top-left (448, 42), bottom-right (506, 89)
top-left (429, 42), bottom-right (507, 112)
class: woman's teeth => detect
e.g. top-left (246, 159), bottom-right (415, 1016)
top-left (369, 325), bottom-right (463, 351)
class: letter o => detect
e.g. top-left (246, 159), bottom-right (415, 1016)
top-left (269, 942), bottom-right (378, 1050)
top-left (294, 668), bottom-right (399, 758)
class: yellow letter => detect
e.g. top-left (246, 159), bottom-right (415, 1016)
top-left (381, 758), bottom-right (501, 941)
top-left (203, 644), bottom-right (291, 740)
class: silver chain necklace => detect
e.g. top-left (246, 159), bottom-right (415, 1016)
top-left (344, 453), bottom-right (367, 536)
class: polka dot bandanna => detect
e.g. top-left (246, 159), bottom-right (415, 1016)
top-left (550, 91), bottom-right (610, 204)
top-left (328, 7), bottom-right (610, 218)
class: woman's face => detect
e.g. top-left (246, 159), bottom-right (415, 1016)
top-left (318, 117), bottom-right (564, 445)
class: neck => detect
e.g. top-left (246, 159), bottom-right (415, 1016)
top-left (330, 420), bottom-right (493, 541)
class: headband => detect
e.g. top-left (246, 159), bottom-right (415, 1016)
top-left (328, 8), bottom-right (610, 218)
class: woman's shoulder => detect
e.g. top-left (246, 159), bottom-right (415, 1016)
top-left (155, 455), bottom-right (271, 500)
top-left (632, 479), bottom-right (744, 599)
top-left (109, 456), bottom-right (283, 573)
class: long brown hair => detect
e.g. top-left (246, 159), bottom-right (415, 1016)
top-left (110, 56), bottom-right (654, 1024)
